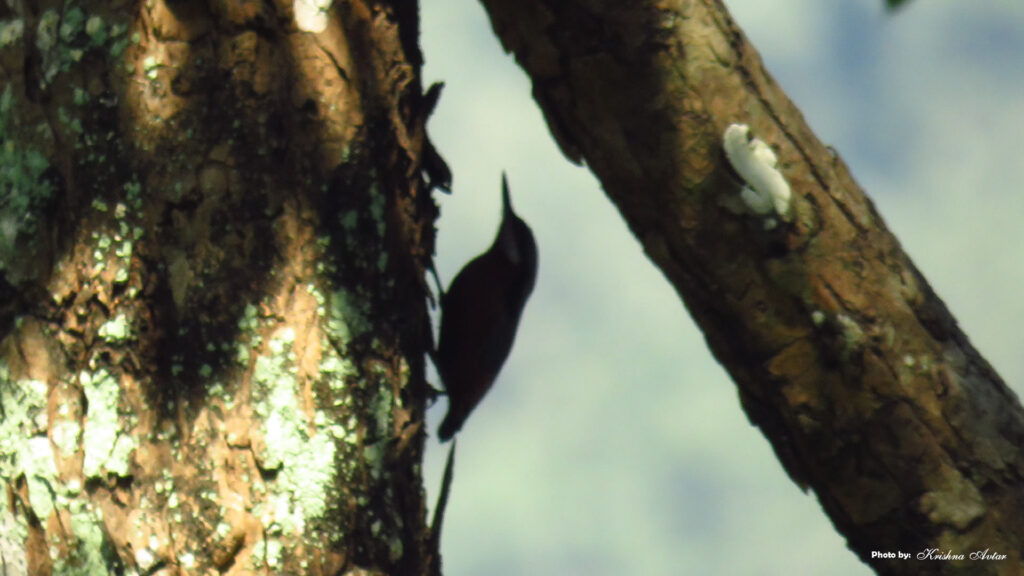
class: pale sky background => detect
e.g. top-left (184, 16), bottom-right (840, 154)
top-left (419, 2), bottom-right (1024, 575)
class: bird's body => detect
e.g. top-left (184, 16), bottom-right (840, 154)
top-left (435, 174), bottom-right (537, 441)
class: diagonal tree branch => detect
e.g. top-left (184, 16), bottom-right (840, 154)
top-left (475, 0), bottom-right (1024, 573)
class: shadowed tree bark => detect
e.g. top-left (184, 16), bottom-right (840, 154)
top-left (1, 1), bottom-right (438, 574)
top-left (475, 1), bottom-right (1024, 575)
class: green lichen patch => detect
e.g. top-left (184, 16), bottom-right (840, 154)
top-left (0, 486), bottom-right (28, 575)
top-left (59, 8), bottom-right (86, 44)
top-left (52, 418), bottom-right (82, 458)
top-left (325, 288), bottom-right (371, 349)
top-left (142, 55), bottom-right (160, 80)
top-left (0, 19), bottom-right (24, 48)
top-left (23, 436), bottom-right (59, 520)
top-left (98, 313), bottom-right (132, 343)
top-left (251, 538), bottom-right (284, 570)
top-left (85, 15), bottom-right (107, 46)
top-left (58, 498), bottom-right (114, 576)
top-left (80, 369), bottom-right (134, 479)
top-left (0, 86), bottom-right (56, 284)
top-left (30, 7), bottom-right (130, 89)
top-left (319, 343), bottom-right (356, 397)
top-left (251, 329), bottom-right (338, 535)
top-left (235, 303), bottom-right (262, 365)
top-left (0, 364), bottom-right (49, 467)
top-left (124, 180), bottom-right (143, 210)
top-left (0, 365), bottom-right (57, 523)
top-left (369, 384), bottom-right (393, 441)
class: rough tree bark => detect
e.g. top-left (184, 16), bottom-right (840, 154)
top-left (476, 1), bottom-right (1024, 575)
top-left (1, 1), bottom-right (436, 575)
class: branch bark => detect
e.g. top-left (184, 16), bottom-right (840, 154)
top-left (477, 0), bottom-right (1024, 573)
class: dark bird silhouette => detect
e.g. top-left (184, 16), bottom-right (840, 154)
top-left (435, 173), bottom-right (538, 441)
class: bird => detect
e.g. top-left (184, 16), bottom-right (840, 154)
top-left (435, 173), bottom-right (538, 441)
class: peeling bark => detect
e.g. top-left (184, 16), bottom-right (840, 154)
top-left (477, 1), bottom-right (1024, 574)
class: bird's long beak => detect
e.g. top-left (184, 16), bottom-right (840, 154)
top-left (501, 172), bottom-right (513, 217)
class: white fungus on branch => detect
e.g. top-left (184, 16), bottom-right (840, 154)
top-left (722, 123), bottom-right (793, 223)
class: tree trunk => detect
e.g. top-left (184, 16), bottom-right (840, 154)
top-left (1, 1), bottom-right (436, 574)
top-left (476, 1), bottom-right (1024, 574)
